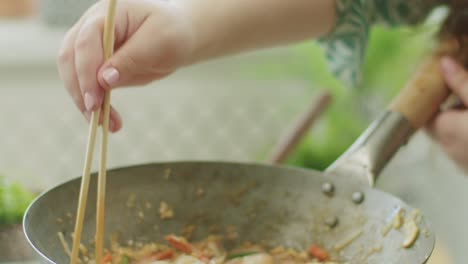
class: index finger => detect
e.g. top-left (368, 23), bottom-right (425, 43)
top-left (75, 15), bottom-right (105, 112)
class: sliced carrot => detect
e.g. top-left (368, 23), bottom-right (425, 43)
top-left (165, 234), bottom-right (193, 254)
top-left (195, 251), bottom-right (211, 262)
top-left (308, 244), bottom-right (329, 261)
top-left (150, 249), bottom-right (174, 260)
top-left (103, 252), bottom-right (113, 263)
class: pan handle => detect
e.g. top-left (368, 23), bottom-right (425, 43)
top-left (389, 39), bottom-right (459, 128)
top-left (325, 38), bottom-right (461, 186)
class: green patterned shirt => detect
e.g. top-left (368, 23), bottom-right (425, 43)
top-left (320, 0), bottom-right (446, 87)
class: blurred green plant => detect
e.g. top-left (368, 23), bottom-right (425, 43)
top-left (0, 176), bottom-right (35, 225)
top-left (251, 23), bottom-right (438, 170)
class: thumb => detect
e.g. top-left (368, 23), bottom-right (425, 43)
top-left (97, 22), bottom-right (152, 89)
top-left (97, 46), bottom-right (137, 90)
top-left (440, 56), bottom-right (468, 105)
top-left (97, 13), bottom-right (186, 89)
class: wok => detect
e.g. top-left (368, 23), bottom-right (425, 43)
top-left (24, 46), bottom-right (454, 263)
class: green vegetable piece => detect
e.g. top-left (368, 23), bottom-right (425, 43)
top-left (121, 255), bottom-right (130, 264)
top-left (226, 251), bottom-right (260, 260)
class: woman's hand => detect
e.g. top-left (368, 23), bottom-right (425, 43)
top-left (57, 0), bottom-right (195, 132)
top-left (430, 57), bottom-right (468, 172)
top-left (58, 0), bottom-right (335, 132)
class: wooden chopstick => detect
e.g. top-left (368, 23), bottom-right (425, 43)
top-left (95, 0), bottom-right (117, 262)
top-left (70, 110), bottom-right (100, 264)
top-left (70, 1), bottom-right (117, 264)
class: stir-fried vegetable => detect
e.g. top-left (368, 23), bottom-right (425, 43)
top-left (308, 244), bottom-right (329, 262)
top-left (227, 251), bottom-right (261, 260)
top-left (151, 250), bottom-right (175, 261)
top-left (225, 253), bottom-right (273, 264)
top-left (121, 256), bottom-right (130, 264)
top-left (87, 235), bottom-right (338, 264)
top-left (402, 219), bottom-right (420, 248)
top-left (165, 235), bottom-right (193, 254)
top-left (103, 252), bottom-right (113, 263)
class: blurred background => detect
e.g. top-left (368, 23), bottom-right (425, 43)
top-left (0, 0), bottom-right (466, 263)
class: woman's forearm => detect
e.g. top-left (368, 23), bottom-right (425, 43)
top-left (183, 0), bottom-right (336, 64)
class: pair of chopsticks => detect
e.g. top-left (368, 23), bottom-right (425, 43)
top-left (70, 0), bottom-right (118, 264)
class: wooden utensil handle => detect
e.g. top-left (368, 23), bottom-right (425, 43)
top-left (389, 39), bottom-right (459, 128)
top-left (269, 91), bottom-right (331, 164)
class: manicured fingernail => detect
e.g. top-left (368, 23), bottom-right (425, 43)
top-left (84, 92), bottom-right (96, 111)
top-left (441, 57), bottom-right (460, 76)
top-left (102, 67), bottom-right (120, 86)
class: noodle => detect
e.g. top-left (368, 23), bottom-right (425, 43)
top-left (58, 232), bottom-right (72, 257)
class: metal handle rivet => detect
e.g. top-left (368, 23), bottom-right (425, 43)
top-left (325, 216), bottom-right (339, 228)
top-left (352, 192), bottom-right (365, 204)
top-left (321, 182), bottom-right (334, 196)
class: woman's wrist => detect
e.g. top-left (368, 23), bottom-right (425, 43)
top-left (180, 0), bottom-right (336, 66)
top-left (178, 0), bottom-right (227, 66)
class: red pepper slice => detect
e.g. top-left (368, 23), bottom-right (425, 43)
top-left (308, 244), bottom-right (329, 261)
top-left (195, 251), bottom-right (211, 262)
top-left (150, 249), bottom-right (175, 260)
top-left (103, 252), bottom-right (113, 263)
top-left (165, 235), bottom-right (193, 254)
